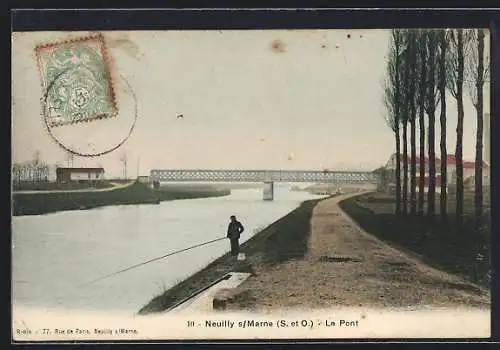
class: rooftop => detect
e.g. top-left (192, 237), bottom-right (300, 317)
top-left (389, 153), bottom-right (489, 169)
top-left (56, 167), bottom-right (105, 172)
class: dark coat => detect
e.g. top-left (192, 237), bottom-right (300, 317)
top-left (227, 220), bottom-right (244, 239)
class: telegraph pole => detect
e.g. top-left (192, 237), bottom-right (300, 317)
top-left (66, 150), bottom-right (74, 167)
top-left (120, 153), bottom-right (128, 180)
top-left (136, 157), bottom-right (140, 178)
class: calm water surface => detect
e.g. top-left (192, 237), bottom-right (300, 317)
top-left (12, 183), bottom-right (327, 314)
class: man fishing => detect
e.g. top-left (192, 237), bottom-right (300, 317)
top-left (227, 215), bottom-right (244, 257)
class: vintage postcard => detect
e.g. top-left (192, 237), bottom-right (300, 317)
top-left (11, 29), bottom-right (491, 342)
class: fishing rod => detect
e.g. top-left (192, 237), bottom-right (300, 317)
top-left (78, 236), bottom-right (227, 287)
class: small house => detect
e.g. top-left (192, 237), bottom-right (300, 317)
top-left (56, 167), bottom-right (105, 184)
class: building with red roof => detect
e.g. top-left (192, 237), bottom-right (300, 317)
top-left (385, 153), bottom-right (490, 192)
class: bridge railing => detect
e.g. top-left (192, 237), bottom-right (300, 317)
top-left (149, 169), bottom-right (380, 184)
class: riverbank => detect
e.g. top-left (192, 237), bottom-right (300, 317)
top-left (12, 179), bottom-right (127, 192)
top-left (139, 192), bottom-right (489, 314)
top-left (12, 182), bottom-right (230, 216)
top-left (339, 192), bottom-right (491, 287)
top-left (222, 193), bottom-right (489, 312)
top-left (138, 197), bottom-right (324, 314)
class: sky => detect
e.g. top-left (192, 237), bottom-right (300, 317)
top-left (12, 29), bottom-right (491, 178)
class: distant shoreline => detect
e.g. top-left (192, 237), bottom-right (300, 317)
top-left (12, 182), bottom-right (230, 217)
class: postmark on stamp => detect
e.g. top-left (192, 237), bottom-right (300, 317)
top-left (35, 34), bottom-right (118, 128)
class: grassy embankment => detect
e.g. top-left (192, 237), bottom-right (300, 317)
top-left (139, 189), bottom-right (491, 315)
top-left (12, 180), bottom-right (119, 191)
top-left (12, 182), bottom-right (230, 216)
top-left (339, 191), bottom-right (491, 288)
top-left (138, 197), bottom-right (324, 315)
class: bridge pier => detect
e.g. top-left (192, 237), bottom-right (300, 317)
top-left (263, 181), bottom-right (274, 201)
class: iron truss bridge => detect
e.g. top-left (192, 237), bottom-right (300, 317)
top-left (150, 169), bottom-right (379, 184)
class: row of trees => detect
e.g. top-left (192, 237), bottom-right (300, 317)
top-left (12, 152), bottom-right (51, 183)
top-left (384, 28), bottom-right (489, 232)
top-left (12, 150), bottom-right (131, 184)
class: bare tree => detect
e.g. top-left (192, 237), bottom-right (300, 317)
top-left (438, 29), bottom-right (449, 227)
top-left (32, 151), bottom-right (40, 182)
top-left (400, 29), bottom-right (411, 217)
top-left (383, 79), bottom-right (400, 192)
top-left (12, 163), bottom-right (21, 186)
top-left (19, 163), bottom-right (25, 182)
top-left (447, 29), bottom-right (469, 232)
top-left (22, 163), bottom-right (29, 182)
top-left (424, 30), bottom-right (440, 222)
top-left (383, 29), bottom-right (405, 217)
top-left (465, 29), bottom-right (489, 229)
top-left (43, 163), bottom-right (50, 181)
top-left (416, 29), bottom-right (428, 217)
top-left (33, 151), bottom-right (40, 165)
top-left (403, 29), bottom-right (419, 216)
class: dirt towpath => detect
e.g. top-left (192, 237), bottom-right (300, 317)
top-left (227, 192), bottom-right (490, 311)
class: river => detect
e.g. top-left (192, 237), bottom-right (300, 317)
top-left (12, 183), bottom-right (328, 315)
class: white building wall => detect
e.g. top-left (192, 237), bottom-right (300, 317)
top-left (70, 171), bottom-right (103, 180)
top-left (70, 172), bottom-right (89, 180)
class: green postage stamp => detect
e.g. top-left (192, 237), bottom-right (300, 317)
top-left (35, 34), bottom-right (118, 128)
